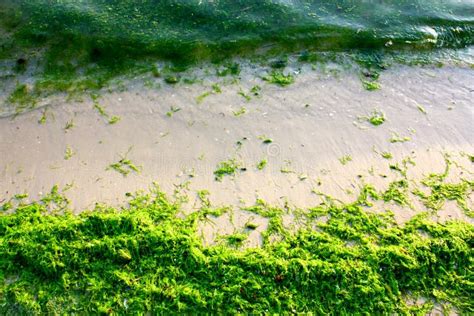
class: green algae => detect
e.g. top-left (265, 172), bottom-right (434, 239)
top-left (93, 102), bottom-right (107, 117)
top-left (64, 146), bottom-right (75, 161)
top-left (222, 232), bottom-right (249, 248)
top-left (257, 159), bottom-right (268, 171)
top-left (216, 63), bottom-right (241, 77)
top-left (107, 159), bottom-right (141, 177)
top-left (359, 109), bottom-right (386, 126)
top-left (166, 106), bottom-right (181, 117)
top-left (108, 115), bottom-right (121, 125)
top-left (211, 84), bottom-right (222, 94)
top-left (195, 91), bottom-right (212, 104)
top-left (196, 84), bottom-right (222, 104)
top-left (1, 0), bottom-right (473, 111)
top-left (368, 110), bottom-right (386, 126)
top-left (339, 155), bottom-right (353, 165)
top-left (164, 76), bottom-right (179, 84)
top-left (413, 161), bottom-right (474, 216)
top-left (214, 159), bottom-right (243, 181)
top-left (390, 132), bottom-right (411, 143)
top-left (107, 149), bottom-right (141, 177)
top-left (37, 108), bottom-right (48, 125)
top-left (245, 222), bottom-right (258, 230)
top-left (232, 107), bottom-right (247, 117)
top-left (280, 161), bottom-right (295, 175)
top-left (263, 71), bottom-right (295, 87)
top-left (7, 83), bottom-right (37, 112)
top-left (238, 85), bottom-right (262, 101)
top-left (64, 119), bottom-right (74, 131)
top-left (362, 80), bottom-right (381, 91)
top-left (250, 85), bottom-right (262, 96)
top-left (372, 146), bottom-right (393, 160)
top-left (1, 176), bottom-right (472, 314)
top-left (417, 104), bottom-right (428, 114)
top-left (92, 100), bottom-right (121, 124)
top-left (237, 89), bottom-right (252, 102)
top-left (258, 135), bottom-right (273, 144)
top-left (414, 179), bottom-right (473, 216)
top-left (197, 190), bottom-right (211, 208)
top-left (383, 180), bottom-right (411, 207)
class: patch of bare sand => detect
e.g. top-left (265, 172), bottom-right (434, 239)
top-left (0, 65), bottom-right (473, 227)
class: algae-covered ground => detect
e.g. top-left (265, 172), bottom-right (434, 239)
top-left (1, 163), bottom-right (473, 314)
top-left (1, 58), bottom-right (473, 315)
top-left (1, 0), bottom-right (474, 314)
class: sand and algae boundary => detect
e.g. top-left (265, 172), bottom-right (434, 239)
top-left (1, 2), bottom-right (473, 313)
top-left (2, 48), bottom-right (473, 117)
top-left (1, 160), bottom-right (473, 314)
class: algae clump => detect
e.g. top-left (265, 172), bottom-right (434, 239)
top-left (214, 158), bottom-right (244, 181)
top-left (264, 71), bottom-right (295, 86)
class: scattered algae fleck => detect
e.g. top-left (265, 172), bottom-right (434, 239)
top-left (257, 159), bottom-right (267, 170)
top-left (417, 104), bottom-right (428, 114)
top-left (263, 71), bottom-right (294, 86)
top-left (166, 106), bottom-right (181, 117)
top-left (233, 106), bottom-right (247, 117)
top-left (64, 146), bottom-right (75, 160)
top-left (339, 155), bottom-right (353, 165)
top-left (390, 132), bottom-right (411, 143)
top-left (107, 149), bottom-right (141, 177)
top-left (214, 158), bottom-right (244, 181)
top-left (362, 80), bottom-right (381, 91)
top-left (93, 100), bottom-right (121, 124)
top-left (64, 119), bottom-right (74, 131)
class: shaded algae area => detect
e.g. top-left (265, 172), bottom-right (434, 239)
top-left (1, 161), bottom-right (472, 314)
top-left (1, 0), bottom-right (473, 114)
top-left (4, 0), bottom-right (474, 62)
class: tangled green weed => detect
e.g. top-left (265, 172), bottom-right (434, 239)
top-left (0, 177), bottom-right (472, 314)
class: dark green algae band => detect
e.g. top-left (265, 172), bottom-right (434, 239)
top-left (1, 185), bottom-right (472, 314)
top-left (2, 0), bottom-right (474, 114)
top-left (2, 0), bottom-right (474, 64)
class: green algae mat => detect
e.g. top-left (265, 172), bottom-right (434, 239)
top-left (2, 0), bottom-right (473, 83)
top-left (1, 174), bottom-right (473, 314)
top-left (3, 0), bottom-right (473, 62)
top-left (1, 0), bottom-right (473, 114)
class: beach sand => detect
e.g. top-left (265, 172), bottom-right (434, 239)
top-left (1, 64), bottom-right (473, 228)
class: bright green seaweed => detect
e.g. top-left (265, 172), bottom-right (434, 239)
top-left (0, 174), bottom-right (473, 314)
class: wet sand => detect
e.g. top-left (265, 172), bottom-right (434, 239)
top-left (0, 64), bottom-right (473, 225)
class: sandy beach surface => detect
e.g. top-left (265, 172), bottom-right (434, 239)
top-left (1, 64), bottom-right (473, 227)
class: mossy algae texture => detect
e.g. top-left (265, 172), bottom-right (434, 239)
top-left (0, 175), bottom-right (473, 314)
top-left (5, 0), bottom-right (473, 66)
